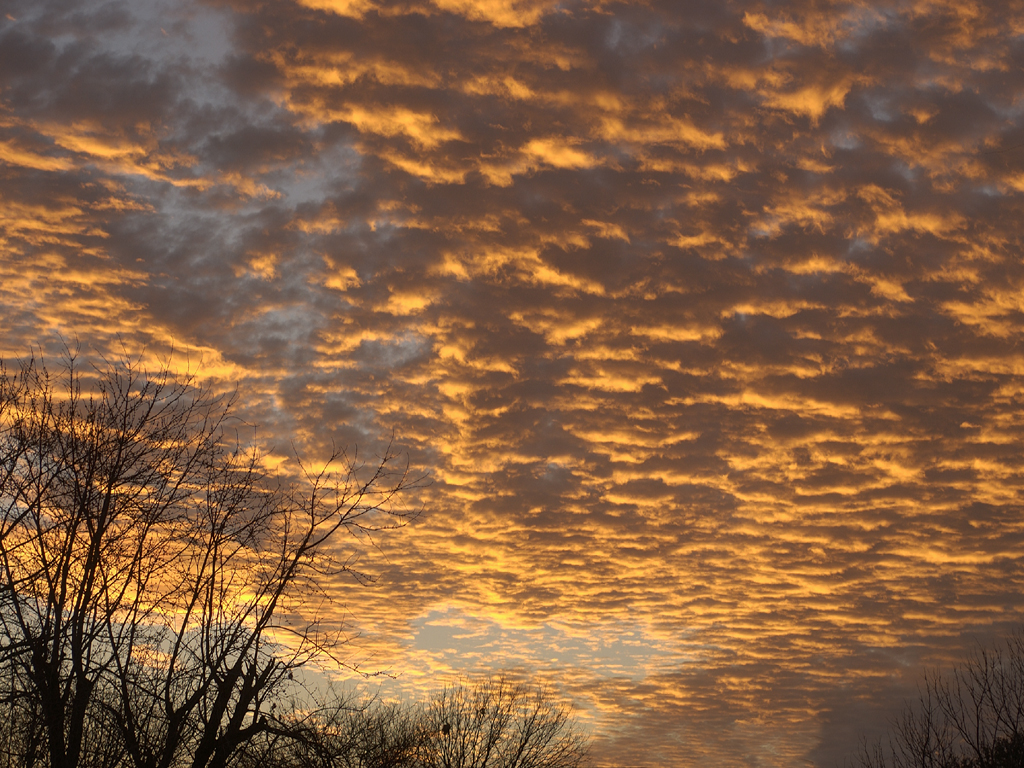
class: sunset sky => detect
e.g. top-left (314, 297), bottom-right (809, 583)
top-left (4, 0), bottom-right (1024, 764)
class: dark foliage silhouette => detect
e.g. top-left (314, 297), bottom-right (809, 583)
top-left (858, 634), bottom-right (1024, 768)
top-left (0, 350), bottom-right (421, 768)
top-left (253, 677), bottom-right (590, 768)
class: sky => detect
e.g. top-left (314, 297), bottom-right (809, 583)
top-left (3, 0), bottom-right (1024, 764)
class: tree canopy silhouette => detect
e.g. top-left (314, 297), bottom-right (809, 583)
top-left (250, 676), bottom-right (591, 768)
top-left (858, 633), bottom-right (1024, 768)
top-left (0, 350), bottom-right (422, 768)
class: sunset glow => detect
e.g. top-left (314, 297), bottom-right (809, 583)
top-left (4, 0), bottom-right (1024, 764)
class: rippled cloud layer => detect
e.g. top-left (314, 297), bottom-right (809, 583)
top-left (4, 0), bottom-right (1024, 764)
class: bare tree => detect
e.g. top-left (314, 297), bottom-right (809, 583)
top-left (0, 350), bottom-right (422, 768)
top-left (858, 633), bottom-right (1024, 768)
top-left (334, 700), bottom-right (424, 768)
top-left (242, 677), bottom-right (591, 768)
top-left (418, 677), bottom-right (589, 768)
top-left (251, 695), bottom-right (424, 768)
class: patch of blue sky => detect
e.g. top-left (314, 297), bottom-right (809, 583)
top-left (893, 160), bottom-right (917, 184)
top-left (604, 17), bottom-right (666, 54)
top-left (830, 128), bottom-right (862, 151)
top-left (356, 333), bottom-right (430, 371)
top-left (865, 93), bottom-right (896, 123)
top-left (986, 95), bottom-right (1024, 122)
top-left (974, 184), bottom-right (1003, 197)
top-left (837, 5), bottom-right (898, 50)
top-left (84, 0), bottom-right (234, 69)
top-left (409, 605), bottom-right (677, 683)
top-left (278, 143), bottom-right (364, 208)
top-left (844, 236), bottom-right (874, 261)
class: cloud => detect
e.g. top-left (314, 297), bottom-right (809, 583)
top-left (5, 0), bottom-right (1024, 765)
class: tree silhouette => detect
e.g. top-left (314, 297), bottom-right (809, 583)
top-left (418, 677), bottom-right (589, 768)
top-left (0, 350), bottom-right (421, 768)
top-left (858, 633), bottom-right (1024, 768)
top-left (250, 677), bottom-right (590, 768)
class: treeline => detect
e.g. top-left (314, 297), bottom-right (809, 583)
top-left (858, 632), bottom-right (1024, 768)
top-left (0, 353), bottom-right (588, 768)
top-left (3, 674), bottom-right (588, 768)
top-left (237, 677), bottom-right (587, 768)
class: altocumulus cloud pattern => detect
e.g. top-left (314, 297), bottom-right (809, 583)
top-left (2, 0), bottom-right (1024, 764)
